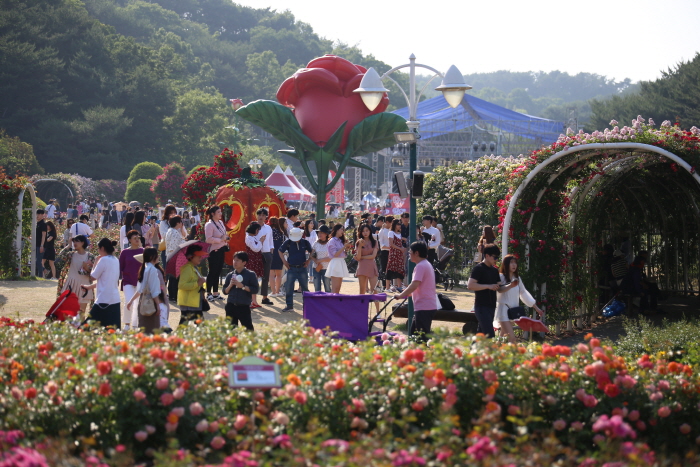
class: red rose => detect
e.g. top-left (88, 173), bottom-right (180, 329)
top-left (97, 361), bottom-right (112, 375)
top-left (277, 55), bottom-right (389, 153)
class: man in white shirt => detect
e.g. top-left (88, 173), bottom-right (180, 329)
top-left (377, 215), bottom-right (391, 290)
top-left (421, 215), bottom-right (441, 265)
top-left (256, 208), bottom-right (274, 305)
top-left (69, 215), bottom-right (94, 242)
top-left (286, 209), bottom-right (299, 233)
top-left (45, 200), bottom-right (57, 219)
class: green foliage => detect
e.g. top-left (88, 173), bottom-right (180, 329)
top-left (616, 317), bottom-right (700, 366)
top-left (0, 169), bottom-right (33, 278)
top-left (344, 113), bottom-right (409, 159)
top-left (162, 89), bottom-right (229, 168)
top-left (127, 162), bottom-right (163, 186)
top-left (590, 53), bottom-right (700, 130)
top-left (245, 51), bottom-right (298, 100)
top-left (1, 0), bottom-right (374, 178)
top-left (419, 156), bottom-right (521, 273)
top-left (125, 179), bottom-right (157, 205)
top-left (236, 100), bottom-right (318, 153)
top-left (237, 143), bottom-right (283, 178)
top-left (0, 130), bottom-right (43, 176)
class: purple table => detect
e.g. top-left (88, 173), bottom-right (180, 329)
top-left (303, 291), bottom-right (388, 341)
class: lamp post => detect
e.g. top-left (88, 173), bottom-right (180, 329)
top-left (248, 158), bottom-right (262, 172)
top-left (355, 54), bottom-right (471, 336)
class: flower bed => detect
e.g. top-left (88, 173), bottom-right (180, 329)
top-left (0, 320), bottom-right (698, 465)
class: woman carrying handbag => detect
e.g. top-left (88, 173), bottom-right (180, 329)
top-left (495, 254), bottom-right (544, 343)
top-left (127, 248), bottom-right (169, 334)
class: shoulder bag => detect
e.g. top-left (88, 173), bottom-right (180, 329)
top-left (138, 269), bottom-right (158, 317)
top-left (506, 279), bottom-right (527, 320)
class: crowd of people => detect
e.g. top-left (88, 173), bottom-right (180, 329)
top-left (35, 199), bottom-right (457, 338)
top-left (38, 197), bottom-right (588, 342)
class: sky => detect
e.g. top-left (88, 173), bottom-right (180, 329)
top-left (238, 0), bottom-right (700, 83)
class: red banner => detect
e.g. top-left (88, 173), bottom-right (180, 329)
top-left (388, 193), bottom-right (409, 215)
top-left (326, 170), bottom-right (344, 204)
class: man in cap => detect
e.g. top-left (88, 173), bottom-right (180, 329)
top-left (278, 227), bottom-right (312, 312)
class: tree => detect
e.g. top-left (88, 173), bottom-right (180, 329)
top-left (238, 143), bottom-right (283, 178)
top-left (163, 89), bottom-right (229, 168)
top-left (127, 162), bottom-right (163, 186)
top-left (245, 51), bottom-right (298, 100)
top-left (589, 54), bottom-right (700, 130)
top-left (0, 130), bottom-right (44, 176)
top-left (125, 179), bottom-right (157, 205)
top-left (151, 162), bottom-right (186, 205)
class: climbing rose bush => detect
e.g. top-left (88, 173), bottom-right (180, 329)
top-left (151, 162), bottom-right (187, 205)
top-left (0, 320), bottom-right (699, 465)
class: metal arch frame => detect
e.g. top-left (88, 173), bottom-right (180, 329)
top-left (502, 143), bottom-right (700, 255)
top-left (16, 183), bottom-right (37, 277)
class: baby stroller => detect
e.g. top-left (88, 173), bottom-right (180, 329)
top-left (433, 244), bottom-right (455, 290)
top-left (44, 288), bottom-right (81, 324)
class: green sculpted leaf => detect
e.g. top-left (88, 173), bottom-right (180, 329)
top-left (237, 100), bottom-right (319, 152)
top-left (334, 154), bottom-right (374, 171)
top-left (345, 113), bottom-right (409, 159)
top-left (323, 121), bottom-right (347, 155)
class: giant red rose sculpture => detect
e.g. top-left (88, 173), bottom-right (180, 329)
top-left (276, 55), bottom-right (390, 153)
top-left (237, 55), bottom-right (407, 219)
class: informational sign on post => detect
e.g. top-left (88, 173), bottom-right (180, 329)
top-left (228, 356), bottom-right (281, 389)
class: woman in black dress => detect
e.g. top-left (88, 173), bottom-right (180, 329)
top-left (44, 221), bottom-right (57, 279)
top-left (268, 217), bottom-right (286, 297)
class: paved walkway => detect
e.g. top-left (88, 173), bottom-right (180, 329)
top-left (2, 277), bottom-right (697, 345)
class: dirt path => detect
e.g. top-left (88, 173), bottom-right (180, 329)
top-left (6, 278), bottom-right (693, 344)
top-left (0, 278), bottom-right (473, 334)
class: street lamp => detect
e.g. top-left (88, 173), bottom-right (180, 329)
top-left (355, 54), bottom-right (471, 337)
top-left (248, 158), bottom-right (262, 171)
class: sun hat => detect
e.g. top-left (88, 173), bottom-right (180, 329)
top-left (289, 227), bottom-right (303, 242)
top-left (133, 254), bottom-right (144, 263)
top-left (316, 225), bottom-right (331, 235)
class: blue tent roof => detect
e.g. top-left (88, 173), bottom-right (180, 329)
top-left (392, 94), bottom-right (564, 142)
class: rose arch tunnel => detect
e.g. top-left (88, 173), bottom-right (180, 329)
top-left (500, 142), bottom-right (700, 332)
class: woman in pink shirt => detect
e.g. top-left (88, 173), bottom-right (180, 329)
top-left (204, 206), bottom-right (230, 301)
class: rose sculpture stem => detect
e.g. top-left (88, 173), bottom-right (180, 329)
top-left (236, 55), bottom-right (408, 219)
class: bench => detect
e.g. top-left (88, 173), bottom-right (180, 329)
top-left (392, 305), bottom-right (479, 335)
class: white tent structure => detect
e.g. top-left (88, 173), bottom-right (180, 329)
top-left (284, 167), bottom-right (315, 198)
top-left (266, 166), bottom-right (314, 206)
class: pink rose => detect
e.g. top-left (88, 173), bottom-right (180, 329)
top-left (274, 412), bottom-right (290, 425)
top-left (156, 377), bottom-right (169, 390)
top-left (189, 402), bottom-right (204, 416)
top-left (160, 393), bottom-right (174, 406)
top-left (234, 414), bottom-right (249, 431)
top-left (210, 436), bottom-right (225, 450)
top-left (195, 419), bottom-right (209, 432)
top-left (134, 431), bottom-right (148, 442)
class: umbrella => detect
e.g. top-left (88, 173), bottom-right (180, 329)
top-left (166, 240), bottom-right (210, 277)
top-left (514, 317), bottom-right (549, 334)
top-left (129, 201), bottom-right (141, 207)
